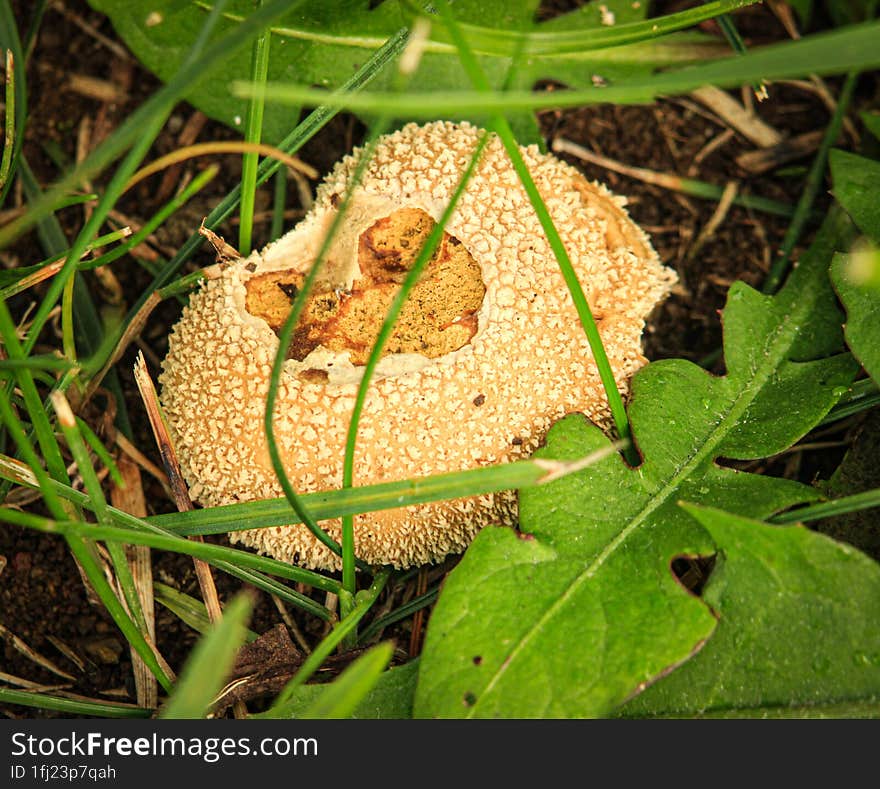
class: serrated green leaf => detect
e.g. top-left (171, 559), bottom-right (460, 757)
top-left (830, 149), bottom-right (880, 241)
top-left (619, 503), bottom-right (880, 718)
top-left (160, 592), bottom-right (253, 719)
top-left (87, 0), bottom-right (734, 142)
top-left (274, 656), bottom-right (418, 719)
top-left (830, 251), bottom-right (880, 384)
top-left (414, 210), bottom-right (858, 719)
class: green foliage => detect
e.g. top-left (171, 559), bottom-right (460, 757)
top-left (621, 504), bottom-right (880, 718)
top-left (297, 642), bottom-right (395, 719)
top-left (276, 659), bottom-right (417, 719)
top-left (862, 111), bottom-right (880, 141)
top-left (160, 593), bottom-right (254, 719)
top-left (829, 145), bottom-right (880, 384)
top-left (87, 0), bottom-right (742, 143)
top-left (830, 149), bottom-right (880, 240)
top-left (831, 252), bottom-right (880, 384)
top-left (414, 211), bottom-right (859, 718)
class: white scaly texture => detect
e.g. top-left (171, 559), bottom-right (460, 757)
top-left (159, 121), bottom-right (676, 570)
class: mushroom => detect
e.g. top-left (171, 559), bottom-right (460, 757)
top-left (159, 120), bottom-right (676, 570)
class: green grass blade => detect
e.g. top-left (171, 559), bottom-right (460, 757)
top-left (149, 458), bottom-right (569, 536)
top-left (0, 687), bottom-right (152, 718)
top-left (239, 1), bottom-right (271, 256)
top-left (297, 642), bottom-right (394, 719)
top-left (762, 69), bottom-right (861, 293)
top-left (0, 49), bottom-right (16, 195)
top-left (0, 0), bottom-right (25, 206)
top-left (270, 166), bottom-right (287, 241)
top-left (50, 391), bottom-right (149, 638)
top-left (234, 20), bottom-right (880, 115)
top-left (0, 0), bottom-right (306, 250)
top-left (160, 592), bottom-right (254, 719)
top-left (359, 588), bottom-right (439, 644)
top-left (227, 0), bottom-right (758, 59)
top-left (0, 300), bottom-right (68, 484)
top-left (340, 131), bottom-right (490, 592)
top-left (770, 487), bottom-right (880, 524)
top-left (74, 415), bottom-right (123, 487)
top-left (0, 507), bottom-right (338, 605)
top-left (430, 0), bottom-right (635, 460)
top-left (154, 581), bottom-right (259, 642)
top-left (266, 570), bottom-right (391, 714)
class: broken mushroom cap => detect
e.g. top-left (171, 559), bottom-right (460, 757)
top-left (159, 120), bottom-right (676, 570)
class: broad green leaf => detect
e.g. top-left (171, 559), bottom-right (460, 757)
top-left (619, 504), bottom-right (880, 718)
top-left (275, 656), bottom-right (418, 719)
top-left (296, 642), bottom-right (394, 719)
top-left (87, 0), bottom-right (736, 143)
top-left (415, 210), bottom-right (858, 719)
top-left (160, 592), bottom-right (253, 719)
top-left (830, 251), bottom-right (880, 384)
top-left (830, 149), bottom-right (880, 240)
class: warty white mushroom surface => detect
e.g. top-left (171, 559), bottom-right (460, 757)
top-left (159, 120), bottom-right (676, 570)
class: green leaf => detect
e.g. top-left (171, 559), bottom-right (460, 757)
top-left (620, 503), bottom-right (880, 718)
top-left (274, 657), bottom-right (418, 719)
top-left (862, 111), bottom-right (880, 141)
top-left (414, 210), bottom-right (858, 719)
top-left (160, 592), bottom-right (253, 719)
top-left (830, 251), bottom-right (880, 384)
top-left (295, 642), bottom-right (395, 719)
top-left (830, 149), bottom-right (880, 241)
top-left (87, 0), bottom-right (737, 142)
top-left (815, 411), bottom-right (880, 560)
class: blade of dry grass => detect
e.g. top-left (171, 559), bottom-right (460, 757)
top-left (110, 456), bottom-right (157, 709)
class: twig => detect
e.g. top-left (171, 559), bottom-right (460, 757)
top-left (736, 129), bottom-right (825, 175)
top-left (687, 180), bottom-right (739, 260)
top-left (691, 85), bottom-right (782, 147)
top-left (0, 623), bottom-right (76, 681)
top-left (552, 137), bottom-right (795, 218)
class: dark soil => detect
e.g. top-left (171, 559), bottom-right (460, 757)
top-left (1, 0), bottom-right (875, 716)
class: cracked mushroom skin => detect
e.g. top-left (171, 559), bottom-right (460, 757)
top-left (159, 120), bottom-right (676, 570)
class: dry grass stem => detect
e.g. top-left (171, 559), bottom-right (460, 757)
top-left (691, 85), bottom-right (783, 147)
top-left (85, 291), bottom-right (161, 401)
top-left (110, 456), bottom-right (158, 709)
top-left (124, 142), bottom-right (319, 194)
top-left (133, 353), bottom-right (246, 716)
top-left (552, 136), bottom-right (686, 191)
top-left (687, 180), bottom-right (739, 261)
top-left (0, 623), bottom-right (77, 681)
top-left (114, 433), bottom-right (171, 495)
top-left (736, 129), bottom-right (825, 174)
top-left (156, 110), bottom-right (209, 203)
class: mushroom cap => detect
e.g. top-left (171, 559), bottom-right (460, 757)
top-left (159, 120), bottom-right (676, 570)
